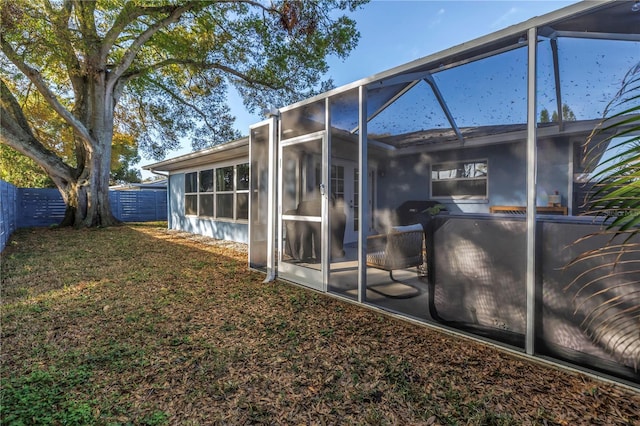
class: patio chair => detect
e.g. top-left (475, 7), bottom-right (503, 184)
top-left (366, 224), bottom-right (424, 282)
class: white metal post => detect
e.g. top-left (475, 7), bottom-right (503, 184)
top-left (264, 115), bottom-right (278, 282)
top-left (323, 97), bottom-right (331, 291)
top-left (358, 85), bottom-right (368, 303)
top-left (526, 27), bottom-right (538, 355)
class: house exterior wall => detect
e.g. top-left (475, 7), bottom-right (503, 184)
top-left (536, 138), bottom-right (573, 210)
top-left (376, 138), bottom-right (572, 216)
top-left (375, 154), bottom-right (431, 212)
top-left (169, 173), bottom-right (184, 229)
top-left (168, 173), bottom-right (248, 243)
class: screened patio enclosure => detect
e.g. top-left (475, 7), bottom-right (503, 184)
top-left (248, 1), bottom-right (640, 387)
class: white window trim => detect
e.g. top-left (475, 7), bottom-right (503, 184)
top-left (183, 161), bottom-right (249, 223)
top-left (184, 172), bottom-right (199, 216)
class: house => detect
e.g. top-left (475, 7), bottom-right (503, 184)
top-left (145, 138), bottom-right (249, 242)
top-left (145, 1), bottom-right (640, 387)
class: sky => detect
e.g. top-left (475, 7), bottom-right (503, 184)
top-left (139, 0), bottom-right (579, 177)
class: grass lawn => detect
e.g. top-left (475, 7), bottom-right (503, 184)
top-left (1, 223), bottom-right (638, 425)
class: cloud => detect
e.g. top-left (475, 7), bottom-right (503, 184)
top-left (429, 8), bottom-right (446, 28)
top-left (491, 6), bottom-right (519, 30)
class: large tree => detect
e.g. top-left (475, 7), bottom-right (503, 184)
top-left (0, 124), bottom-right (142, 188)
top-left (0, 0), bottom-right (364, 226)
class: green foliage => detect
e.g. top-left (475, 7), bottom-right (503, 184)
top-left (0, 144), bottom-right (54, 188)
top-left (110, 132), bottom-right (142, 185)
top-left (581, 62), bottom-right (640, 234)
top-left (561, 103), bottom-right (577, 121)
top-left (141, 410), bottom-right (169, 426)
top-left (422, 203), bottom-right (446, 216)
top-left (1, 0), bottom-right (366, 157)
top-left (1, 0), bottom-right (367, 225)
top-left (539, 104), bottom-right (576, 123)
top-left (540, 108), bottom-right (551, 123)
top-left (111, 165), bottom-right (141, 185)
top-left (0, 138), bottom-right (141, 187)
top-left (0, 367), bottom-right (95, 425)
top-left (567, 61), bottom-right (640, 370)
top-left (552, 103), bottom-right (577, 122)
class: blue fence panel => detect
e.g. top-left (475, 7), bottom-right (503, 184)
top-left (1, 180), bottom-right (167, 250)
top-left (15, 189), bottom-right (166, 226)
top-left (1, 180), bottom-right (18, 252)
top-left (17, 188), bottom-right (66, 228)
top-left (110, 191), bottom-right (167, 222)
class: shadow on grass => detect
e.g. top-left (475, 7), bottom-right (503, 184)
top-left (2, 223), bottom-right (639, 425)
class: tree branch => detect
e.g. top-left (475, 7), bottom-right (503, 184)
top-left (104, 0), bottom-right (290, 95)
top-left (101, 2), bottom-right (206, 60)
top-left (220, 0), bottom-right (280, 14)
top-left (109, 2), bottom-right (202, 82)
top-left (43, 0), bottom-right (83, 95)
top-left (0, 35), bottom-right (95, 148)
top-left (100, 2), bottom-right (146, 62)
top-left (73, 0), bottom-right (99, 52)
top-left (122, 58), bottom-right (286, 91)
top-left (144, 76), bottom-right (218, 131)
top-left (1, 79), bottom-right (75, 184)
top-left (103, 0), bottom-right (281, 51)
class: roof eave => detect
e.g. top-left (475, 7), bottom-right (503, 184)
top-left (142, 137), bottom-right (249, 172)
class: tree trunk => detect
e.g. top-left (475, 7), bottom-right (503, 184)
top-left (59, 70), bottom-right (119, 228)
top-left (58, 159), bottom-right (119, 228)
top-left (57, 153), bottom-right (119, 227)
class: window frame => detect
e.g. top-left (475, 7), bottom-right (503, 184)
top-left (198, 169), bottom-right (215, 217)
top-left (184, 172), bottom-right (198, 216)
top-left (215, 165), bottom-right (235, 219)
top-left (430, 159), bottom-right (489, 200)
top-left (235, 163), bottom-right (249, 221)
top-left (183, 160), bottom-right (250, 222)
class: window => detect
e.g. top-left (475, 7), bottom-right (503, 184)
top-left (236, 164), bottom-right (249, 220)
top-left (216, 166), bottom-right (234, 218)
top-left (183, 162), bottom-right (250, 220)
top-left (199, 169), bottom-right (214, 216)
top-left (185, 172), bottom-right (198, 215)
top-left (431, 160), bottom-right (488, 198)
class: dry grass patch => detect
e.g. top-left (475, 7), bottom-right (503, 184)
top-left (1, 223), bottom-right (638, 425)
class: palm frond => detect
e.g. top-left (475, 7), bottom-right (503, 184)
top-left (566, 61), bottom-right (640, 371)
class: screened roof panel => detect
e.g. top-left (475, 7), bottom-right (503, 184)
top-left (373, 123), bottom-right (526, 149)
top-left (367, 79), bottom-right (452, 139)
top-left (366, 81), bottom-right (417, 117)
top-left (329, 87), bottom-right (359, 133)
top-left (535, 38), bottom-right (560, 125)
top-left (557, 38), bottom-right (639, 120)
top-left (280, 99), bottom-right (325, 140)
top-left (431, 46), bottom-right (528, 129)
top-left (394, 1), bottom-right (638, 78)
top-left (360, 2), bottom-right (638, 150)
